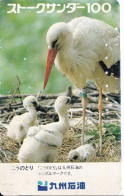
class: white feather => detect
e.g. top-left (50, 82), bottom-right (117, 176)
top-left (47, 16), bottom-right (120, 93)
top-left (7, 96), bottom-right (39, 142)
top-left (18, 96), bottom-right (71, 163)
top-left (68, 144), bottom-right (96, 162)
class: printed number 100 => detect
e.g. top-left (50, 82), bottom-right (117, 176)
top-left (86, 3), bottom-right (111, 13)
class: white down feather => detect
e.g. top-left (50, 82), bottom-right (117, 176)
top-left (68, 144), bottom-right (96, 162)
top-left (7, 96), bottom-right (40, 142)
top-left (18, 96), bottom-right (71, 163)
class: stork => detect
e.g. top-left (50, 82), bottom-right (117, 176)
top-left (43, 16), bottom-right (120, 154)
top-left (18, 96), bottom-right (72, 163)
top-left (7, 96), bottom-right (46, 142)
top-left (68, 144), bottom-right (96, 162)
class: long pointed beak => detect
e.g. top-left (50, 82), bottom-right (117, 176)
top-left (43, 48), bottom-right (58, 90)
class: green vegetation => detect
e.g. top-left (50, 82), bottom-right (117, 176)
top-left (86, 122), bottom-right (121, 145)
top-left (103, 123), bottom-right (121, 141)
top-left (0, 0), bottom-right (119, 94)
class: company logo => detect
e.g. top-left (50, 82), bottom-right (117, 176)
top-left (38, 181), bottom-right (85, 191)
top-left (38, 181), bottom-right (48, 191)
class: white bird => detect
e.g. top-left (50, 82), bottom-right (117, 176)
top-left (7, 96), bottom-right (46, 142)
top-left (18, 96), bottom-right (72, 163)
top-left (68, 144), bottom-right (96, 162)
top-left (43, 16), bottom-right (120, 154)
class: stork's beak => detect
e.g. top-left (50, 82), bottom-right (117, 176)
top-left (35, 104), bottom-right (47, 113)
top-left (43, 48), bottom-right (58, 90)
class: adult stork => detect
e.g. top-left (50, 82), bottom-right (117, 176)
top-left (43, 16), bottom-right (120, 154)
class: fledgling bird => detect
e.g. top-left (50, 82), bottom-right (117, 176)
top-left (7, 96), bottom-right (46, 142)
top-left (43, 16), bottom-right (120, 154)
top-left (68, 144), bottom-right (96, 162)
top-left (18, 96), bottom-right (72, 163)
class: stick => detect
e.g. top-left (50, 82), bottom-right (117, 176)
top-left (0, 148), bottom-right (10, 163)
top-left (36, 90), bottom-right (41, 100)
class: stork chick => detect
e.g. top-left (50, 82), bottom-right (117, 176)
top-left (18, 96), bottom-right (72, 163)
top-left (7, 96), bottom-right (45, 142)
top-left (68, 144), bottom-right (96, 162)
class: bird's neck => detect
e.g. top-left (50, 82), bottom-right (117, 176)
top-left (56, 38), bottom-right (76, 73)
top-left (56, 36), bottom-right (87, 89)
top-left (28, 108), bottom-right (37, 119)
top-left (58, 112), bottom-right (69, 130)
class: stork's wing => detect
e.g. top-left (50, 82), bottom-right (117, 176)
top-left (68, 17), bottom-right (120, 69)
top-left (34, 129), bottom-right (62, 147)
top-left (27, 126), bottom-right (40, 137)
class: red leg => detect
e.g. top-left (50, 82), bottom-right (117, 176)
top-left (81, 88), bottom-right (88, 145)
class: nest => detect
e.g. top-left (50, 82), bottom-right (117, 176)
top-left (0, 81), bottom-right (121, 163)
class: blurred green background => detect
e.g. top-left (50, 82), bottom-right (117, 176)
top-left (0, 0), bottom-right (119, 95)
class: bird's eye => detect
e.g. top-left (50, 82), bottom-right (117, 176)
top-left (52, 39), bottom-right (58, 48)
top-left (73, 155), bottom-right (78, 160)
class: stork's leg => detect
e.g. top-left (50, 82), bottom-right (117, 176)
top-left (98, 88), bottom-right (103, 155)
top-left (81, 88), bottom-right (88, 145)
